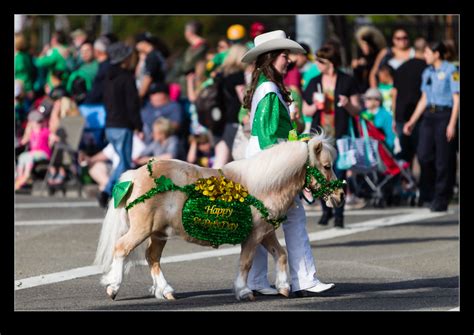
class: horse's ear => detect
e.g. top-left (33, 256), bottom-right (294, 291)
top-left (313, 140), bottom-right (323, 156)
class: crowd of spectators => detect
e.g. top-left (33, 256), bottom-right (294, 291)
top-left (14, 20), bottom-right (459, 212)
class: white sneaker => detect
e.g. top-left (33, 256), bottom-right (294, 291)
top-left (253, 287), bottom-right (279, 295)
top-left (305, 281), bottom-right (336, 293)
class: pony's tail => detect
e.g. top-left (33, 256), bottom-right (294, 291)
top-left (93, 170), bottom-right (136, 274)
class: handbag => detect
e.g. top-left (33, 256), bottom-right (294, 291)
top-left (336, 117), bottom-right (380, 172)
top-left (352, 117), bottom-right (380, 172)
top-left (336, 117), bottom-right (357, 170)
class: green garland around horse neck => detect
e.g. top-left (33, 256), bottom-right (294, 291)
top-left (287, 129), bottom-right (345, 200)
top-left (304, 160), bottom-right (346, 201)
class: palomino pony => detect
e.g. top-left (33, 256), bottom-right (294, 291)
top-left (94, 132), bottom-right (344, 301)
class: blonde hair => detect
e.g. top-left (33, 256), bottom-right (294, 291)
top-left (153, 118), bottom-right (174, 138)
top-left (220, 44), bottom-right (248, 76)
top-left (15, 33), bottom-right (28, 52)
top-left (59, 97), bottom-right (80, 118)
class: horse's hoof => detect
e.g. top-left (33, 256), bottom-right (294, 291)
top-left (278, 288), bottom-right (290, 298)
top-left (106, 286), bottom-right (117, 300)
top-left (164, 292), bottom-right (176, 300)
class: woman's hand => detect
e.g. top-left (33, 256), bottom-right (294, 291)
top-left (290, 104), bottom-right (300, 122)
top-left (446, 123), bottom-right (456, 142)
top-left (403, 121), bottom-right (414, 136)
top-left (338, 95), bottom-right (349, 108)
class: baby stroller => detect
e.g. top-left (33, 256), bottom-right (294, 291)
top-left (347, 116), bottom-right (417, 208)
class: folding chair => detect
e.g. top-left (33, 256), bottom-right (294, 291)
top-left (41, 115), bottom-right (85, 196)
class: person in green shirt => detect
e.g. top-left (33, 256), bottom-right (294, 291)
top-left (376, 64), bottom-right (395, 114)
top-left (66, 41), bottom-right (99, 103)
top-left (35, 31), bottom-right (70, 91)
top-left (206, 24), bottom-right (247, 76)
top-left (14, 33), bottom-right (35, 97)
top-left (240, 30), bottom-right (336, 297)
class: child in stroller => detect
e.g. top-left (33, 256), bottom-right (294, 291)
top-left (348, 88), bottom-right (417, 207)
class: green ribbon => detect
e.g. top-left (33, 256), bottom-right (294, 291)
top-left (112, 181), bottom-right (133, 208)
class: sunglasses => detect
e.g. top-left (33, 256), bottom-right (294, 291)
top-left (394, 36), bottom-right (408, 41)
top-left (365, 97), bottom-right (380, 101)
top-left (315, 57), bottom-right (330, 64)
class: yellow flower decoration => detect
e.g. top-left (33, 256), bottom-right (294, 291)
top-left (195, 175), bottom-right (249, 202)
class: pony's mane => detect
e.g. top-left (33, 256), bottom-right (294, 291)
top-left (225, 140), bottom-right (308, 194)
top-left (308, 128), bottom-right (337, 164)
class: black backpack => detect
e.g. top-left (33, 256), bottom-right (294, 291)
top-left (194, 74), bottom-right (227, 134)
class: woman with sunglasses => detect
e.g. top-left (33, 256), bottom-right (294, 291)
top-left (369, 28), bottom-right (415, 87)
top-left (241, 30), bottom-right (336, 297)
top-left (302, 42), bottom-right (361, 228)
top-left (369, 28), bottom-right (415, 88)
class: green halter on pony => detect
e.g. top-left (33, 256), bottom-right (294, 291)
top-left (288, 128), bottom-right (346, 201)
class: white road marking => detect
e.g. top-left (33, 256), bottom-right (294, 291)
top-left (308, 210), bottom-right (449, 241)
top-left (15, 210), bottom-right (450, 290)
top-left (306, 208), bottom-right (423, 216)
top-left (15, 201), bottom-right (98, 209)
top-left (15, 218), bottom-right (103, 226)
top-left (14, 207), bottom-right (435, 226)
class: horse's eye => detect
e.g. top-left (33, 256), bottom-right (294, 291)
top-left (324, 165), bottom-right (331, 170)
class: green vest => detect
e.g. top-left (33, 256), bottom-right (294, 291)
top-left (250, 74), bottom-right (292, 150)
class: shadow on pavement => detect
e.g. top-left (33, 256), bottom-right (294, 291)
top-left (332, 276), bottom-right (458, 294)
top-left (312, 236), bottom-right (458, 248)
top-left (91, 288), bottom-right (289, 310)
top-left (89, 277), bottom-right (458, 310)
top-left (281, 276), bottom-right (459, 311)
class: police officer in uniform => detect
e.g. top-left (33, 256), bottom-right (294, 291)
top-left (403, 41), bottom-right (459, 212)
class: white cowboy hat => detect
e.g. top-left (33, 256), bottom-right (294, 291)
top-left (241, 30), bottom-right (305, 63)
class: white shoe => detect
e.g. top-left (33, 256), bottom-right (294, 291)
top-left (305, 281), bottom-right (336, 293)
top-left (294, 282), bottom-right (336, 297)
top-left (253, 287), bottom-right (279, 295)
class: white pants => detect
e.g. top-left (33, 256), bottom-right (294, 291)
top-left (245, 134), bottom-right (320, 291)
top-left (247, 196), bottom-right (319, 291)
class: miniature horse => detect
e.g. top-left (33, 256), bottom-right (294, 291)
top-left (94, 133), bottom-right (344, 301)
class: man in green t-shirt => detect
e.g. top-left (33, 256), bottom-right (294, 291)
top-left (66, 41), bottom-right (99, 103)
top-left (35, 31), bottom-right (70, 91)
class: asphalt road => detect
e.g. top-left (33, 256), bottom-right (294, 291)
top-left (14, 194), bottom-right (459, 311)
